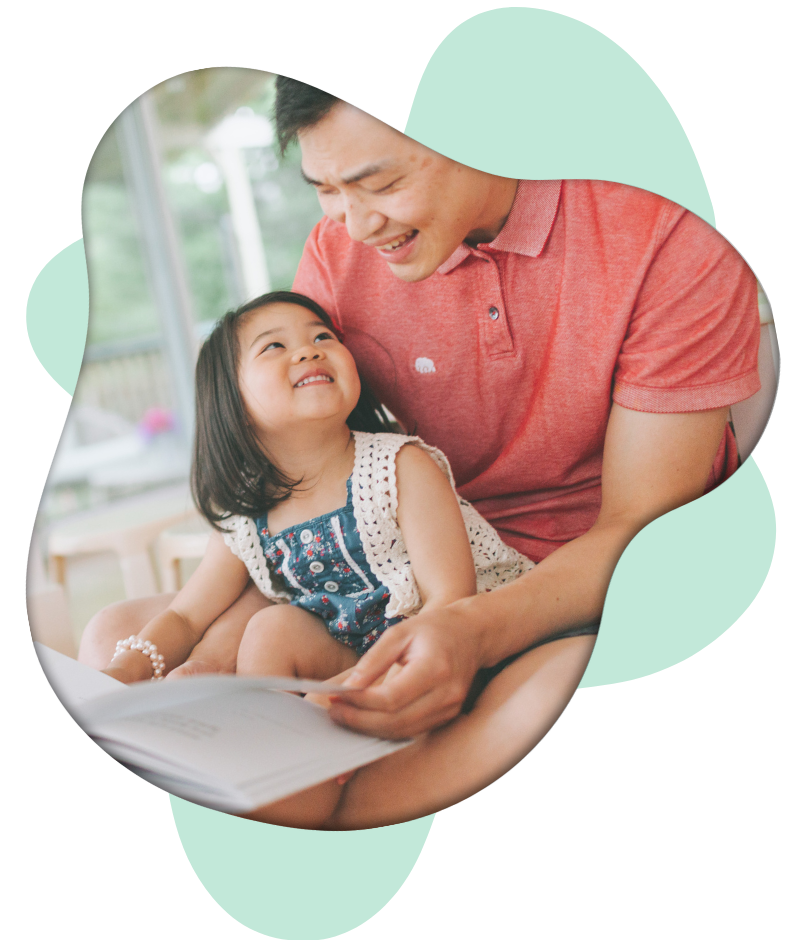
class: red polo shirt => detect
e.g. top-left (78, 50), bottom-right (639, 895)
top-left (293, 180), bottom-right (760, 562)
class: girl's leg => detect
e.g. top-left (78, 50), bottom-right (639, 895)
top-left (236, 605), bottom-right (359, 680)
top-left (78, 580), bottom-right (269, 674)
top-left (327, 634), bottom-right (596, 830)
top-left (236, 606), bottom-right (359, 829)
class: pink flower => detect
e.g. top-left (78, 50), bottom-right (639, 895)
top-left (138, 406), bottom-right (176, 440)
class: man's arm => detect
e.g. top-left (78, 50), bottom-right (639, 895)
top-left (329, 403), bottom-right (730, 738)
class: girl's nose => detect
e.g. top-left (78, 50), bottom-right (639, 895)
top-left (292, 345), bottom-right (326, 363)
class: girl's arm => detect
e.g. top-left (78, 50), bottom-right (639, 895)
top-left (393, 444), bottom-right (477, 611)
top-left (322, 445), bottom-right (476, 727)
top-left (103, 531), bottom-right (251, 683)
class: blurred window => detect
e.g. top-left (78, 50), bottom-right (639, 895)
top-left (46, 68), bottom-right (324, 524)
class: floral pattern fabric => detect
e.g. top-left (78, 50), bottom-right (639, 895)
top-left (257, 478), bottom-right (402, 655)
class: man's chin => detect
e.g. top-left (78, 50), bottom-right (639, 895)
top-left (386, 259), bottom-right (438, 283)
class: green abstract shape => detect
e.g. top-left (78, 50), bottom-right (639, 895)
top-left (26, 239), bottom-right (89, 394)
top-left (170, 797), bottom-right (433, 939)
top-left (406, 7), bottom-right (714, 225)
top-left (581, 458), bottom-right (776, 686)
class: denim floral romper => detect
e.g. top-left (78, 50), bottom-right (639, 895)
top-left (256, 478), bottom-right (403, 655)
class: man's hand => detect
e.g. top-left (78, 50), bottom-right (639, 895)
top-left (328, 604), bottom-right (483, 739)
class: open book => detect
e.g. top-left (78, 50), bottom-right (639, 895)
top-left (36, 644), bottom-right (410, 814)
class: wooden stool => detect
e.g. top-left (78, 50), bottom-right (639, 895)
top-left (47, 490), bottom-right (194, 599)
top-left (28, 532), bottom-right (77, 658)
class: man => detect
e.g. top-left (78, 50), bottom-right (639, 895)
top-left (278, 77), bottom-right (759, 824)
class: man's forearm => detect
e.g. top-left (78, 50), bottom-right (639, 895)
top-left (453, 403), bottom-right (731, 669)
top-left (451, 518), bottom-right (638, 669)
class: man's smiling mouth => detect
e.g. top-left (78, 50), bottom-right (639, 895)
top-left (378, 230), bottom-right (417, 252)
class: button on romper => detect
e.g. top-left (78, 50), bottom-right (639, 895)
top-left (257, 478), bottom-right (403, 655)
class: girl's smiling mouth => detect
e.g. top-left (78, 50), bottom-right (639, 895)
top-left (294, 370), bottom-right (334, 388)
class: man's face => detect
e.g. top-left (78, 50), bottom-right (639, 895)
top-left (299, 103), bottom-right (503, 283)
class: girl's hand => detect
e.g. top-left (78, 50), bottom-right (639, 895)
top-left (165, 659), bottom-right (223, 680)
top-left (100, 651), bottom-right (155, 685)
top-left (101, 666), bottom-right (137, 684)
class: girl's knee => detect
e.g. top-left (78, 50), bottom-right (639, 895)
top-left (238, 606), bottom-right (298, 669)
top-left (244, 604), bottom-right (298, 640)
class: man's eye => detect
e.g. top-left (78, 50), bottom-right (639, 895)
top-left (373, 177), bottom-right (403, 194)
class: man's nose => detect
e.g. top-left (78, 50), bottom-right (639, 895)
top-left (342, 194), bottom-right (386, 243)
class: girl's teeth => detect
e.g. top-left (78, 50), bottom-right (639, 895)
top-left (296, 375), bottom-right (333, 387)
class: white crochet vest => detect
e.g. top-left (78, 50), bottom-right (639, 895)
top-left (222, 431), bottom-right (534, 619)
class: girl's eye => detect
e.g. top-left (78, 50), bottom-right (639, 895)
top-left (261, 341), bottom-right (284, 353)
top-left (314, 332), bottom-right (335, 343)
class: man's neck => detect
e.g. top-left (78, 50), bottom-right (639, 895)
top-left (465, 176), bottom-right (519, 247)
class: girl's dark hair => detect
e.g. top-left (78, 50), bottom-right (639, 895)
top-left (191, 290), bottom-right (398, 530)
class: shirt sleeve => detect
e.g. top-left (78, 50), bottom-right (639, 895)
top-left (613, 207), bottom-right (761, 413)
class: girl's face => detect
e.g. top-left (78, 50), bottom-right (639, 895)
top-left (236, 302), bottom-right (361, 440)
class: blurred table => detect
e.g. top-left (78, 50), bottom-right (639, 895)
top-left (48, 487), bottom-right (195, 599)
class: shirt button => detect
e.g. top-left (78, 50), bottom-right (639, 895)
top-left (299, 529), bottom-right (314, 544)
top-left (488, 306), bottom-right (500, 320)
top-left (309, 561), bottom-right (324, 573)
top-left (324, 581), bottom-right (339, 593)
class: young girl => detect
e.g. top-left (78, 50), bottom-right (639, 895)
top-left (100, 290), bottom-right (533, 820)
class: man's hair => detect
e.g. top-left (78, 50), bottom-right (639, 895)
top-left (192, 290), bottom-right (397, 530)
top-left (274, 76), bottom-right (339, 154)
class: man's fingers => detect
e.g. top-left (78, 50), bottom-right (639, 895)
top-left (329, 665), bottom-right (469, 737)
top-left (334, 654), bottom-right (445, 713)
top-left (341, 627), bottom-right (412, 689)
top-left (329, 692), bottom-right (461, 739)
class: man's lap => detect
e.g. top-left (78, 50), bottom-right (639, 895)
top-left (462, 621), bottom-right (600, 712)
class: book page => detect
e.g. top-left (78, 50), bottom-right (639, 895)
top-left (35, 643), bottom-right (410, 812)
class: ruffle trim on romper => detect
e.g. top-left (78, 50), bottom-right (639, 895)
top-left (223, 431), bottom-right (535, 616)
top-left (350, 432), bottom-right (534, 618)
top-left (222, 515), bottom-right (291, 604)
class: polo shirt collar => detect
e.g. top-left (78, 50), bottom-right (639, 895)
top-left (437, 179), bottom-right (562, 274)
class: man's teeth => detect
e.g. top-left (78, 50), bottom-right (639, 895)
top-left (381, 231), bottom-right (415, 251)
top-left (295, 375), bottom-right (333, 388)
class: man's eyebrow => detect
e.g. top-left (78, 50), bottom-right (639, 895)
top-left (301, 162), bottom-right (395, 187)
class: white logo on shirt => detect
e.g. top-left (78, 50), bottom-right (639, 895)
top-left (415, 357), bottom-right (436, 374)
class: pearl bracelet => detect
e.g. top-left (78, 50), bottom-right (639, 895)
top-left (112, 635), bottom-right (166, 680)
